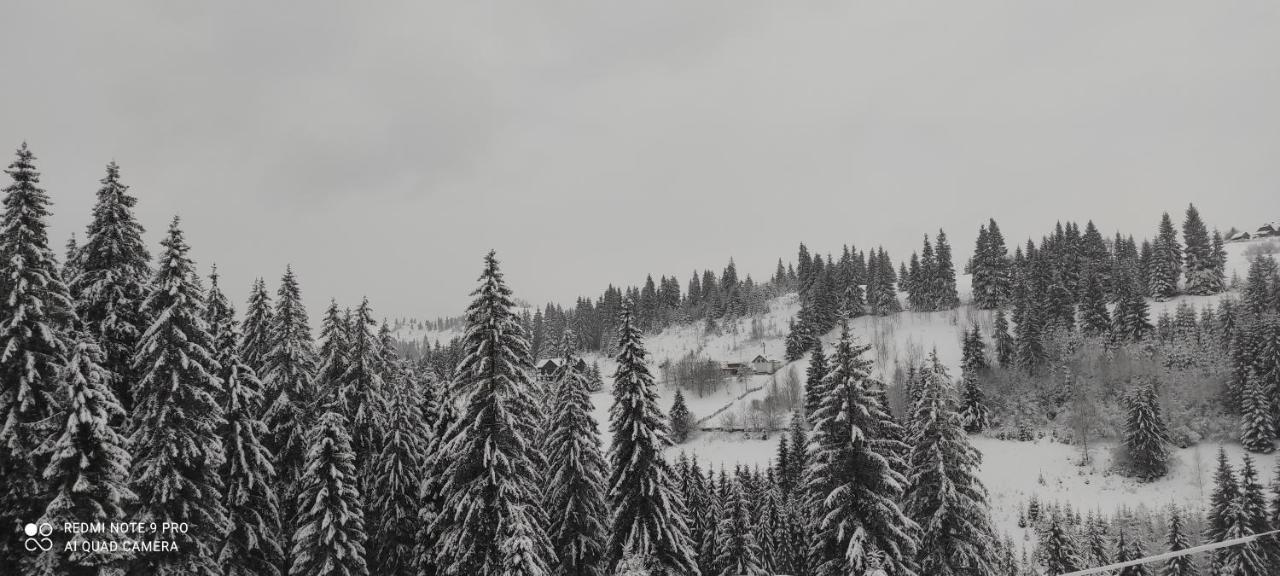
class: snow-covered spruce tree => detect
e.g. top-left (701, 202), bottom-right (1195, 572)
top-left (1149, 212), bottom-right (1182, 300)
top-left (312, 299), bottom-right (351, 404)
top-left (1162, 507), bottom-right (1196, 576)
top-left (290, 409), bottom-right (367, 576)
top-left (905, 353), bottom-right (997, 576)
top-left (207, 270), bottom-right (284, 576)
top-left (545, 335), bottom-right (609, 576)
top-left (1216, 495), bottom-right (1269, 576)
top-left (260, 266), bottom-right (319, 535)
top-left (1040, 514), bottom-right (1081, 575)
top-left (367, 378), bottom-right (432, 576)
top-left (993, 309), bottom-right (1015, 368)
top-left (0, 143), bottom-right (76, 572)
top-left (1240, 368), bottom-right (1275, 453)
top-left (959, 363), bottom-right (991, 434)
top-left (1206, 447), bottom-right (1238, 571)
top-left (804, 340), bottom-right (829, 423)
top-left (1114, 530), bottom-right (1152, 576)
top-left (933, 230), bottom-right (960, 310)
top-left (70, 160), bottom-right (152, 413)
top-left (807, 321), bottom-right (919, 576)
top-left (128, 217), bottom-right (229, 575)
top-left (606, 304), bottom-right (700, 575)
top-left (1078, 272), bottom-right (1111, 337)
top-left (36, 334), bottom-right (135, 575)
top-left (669, 389), bottom-right (692, 444)
top-left (713, 480), bottom-right (768, 576)
top-left (1122, 383), bottom-right (1170, 480)
top-left (337, 297), bottom-right (388, 470)
top-left (1112, 272), bottom-right (1153, 342)
top-left (240, 277), bottom-right (274, 374)
top-left (1182, 204), bottom-right (1218, 296)
top-left (431, 251), bottom-right (553, 575)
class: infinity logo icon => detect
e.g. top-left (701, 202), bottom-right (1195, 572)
top-left (23, 523), bottom-right (53, 552)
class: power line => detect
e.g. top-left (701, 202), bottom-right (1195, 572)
top-left (1057, 529), bottom-right (1280, 576)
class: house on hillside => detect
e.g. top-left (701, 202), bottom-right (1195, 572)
top-left (751, 355), bottom-right (782, 375)
top-left (721, 361), bottom-right (748, 376)
top-left (1228, 231), bottom-right (1252, 242)
top-left (1257, 223), bottom-right (1279, 237)
top-left (535, 357), bottom-right (587, 381)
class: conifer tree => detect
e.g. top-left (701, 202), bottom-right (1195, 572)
top-left (261, 266), bottom-right (319, 522)
top-left (1182, 204), bottom-right (1217, 295)
top-left (713, 480), bottom-right (768, 576)
top-left (70, 160), bottom-right (152, 413)
top-left (207, 270), bottom-right (284, 576)
top-left (337, 297), bottom-right (387, 470)
top-left (670, 390), bottom-right (693, 444)
top-left (1123, 383), bottom-right (1170, 480)
top-left (128, 217), bottom-right (228, 575)
top-left (36, 335), bottom-right (135, 575)
top-left (545, 332), bottom-right (609, 576)
top-left (804, 341), bottom-right (829, 422)
top-left (1041, 514), bottom-right (1081, 575)
top-left (959, 369), bottom-right (991, 434)
top-left (1150, 212), bottom-right (1182, 300)
top-left (0, 143), bottom-right (76, 571)
top-left (1112, 272), bottom-right (1153, 342)
top-left (607, 305), bottom-right (700, 575)
top-left (994, 309), bottom-right (1015, 368)
top-left (807, 321), bottom-right (918, 576)
top-left (368, 379), bottom-right (433, 576)
top-left (1078, 272), bottom-right (1111, 337)
top-left (431, 251), bottom-right (553, 575)
top-left (1216, 495), bottom-right (1269, 576)
top-left (241, 277), bottom-right (275, 374)
top-left (1162, 507), bottom-right (1197, 576)
top-left (1115, 530), bottom-right (1153, 576)
top-left (905, 353), bottom-right (997, 575)
top-left (934, 230), bottom-right (961, 309)
top-left (313, 299), bottom-right (351, 404)
top-left (1240, 368), bottom-right (1275, 453)
top-left (1206, 448), bottom-right (1239, 571)
top-left (290, 410), bottom-right (368, 576)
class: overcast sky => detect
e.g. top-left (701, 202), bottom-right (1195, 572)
top-left (3, 1), bottom-right (1278, 322)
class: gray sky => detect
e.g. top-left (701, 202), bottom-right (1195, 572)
top-left (3, 1), bottom-right (1278, 322)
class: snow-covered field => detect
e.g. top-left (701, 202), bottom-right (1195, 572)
top-left (397, 236), bottom-right (1279, 541)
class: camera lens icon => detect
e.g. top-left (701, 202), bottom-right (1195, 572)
top-left (23, 522), bottom-right (53, 552)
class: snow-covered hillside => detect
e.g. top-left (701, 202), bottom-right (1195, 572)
top-left (396, 235), bottom-right (1279, 552)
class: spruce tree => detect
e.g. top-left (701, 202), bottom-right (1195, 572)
top-left (807, 321), bottom-right (918, 576)
top-left (241, 277), bottom-right (274, 374)
top-left (802, 340), bottom-right (829, 422)
top-left (1115, 530), bottom-right (1153, 576)
top-left (1162, 507), bottom-right (1197, 576)
top-left (431, 251), bottom-right (553, 575)
top-left (1182, 204), bottom-right (1217, 295)
top-left (1078, 272), bottom-right (1112, 337)
top-left (70, 160), bottom-right (152, 413)
top-left (1206, 448), bottom-right (1238, 571)
top-left (1150, 212), bottom-right (1182, 300)
top-left (367, 379), bottom-right (433, 576)
top-left (337, 297), bottom-right (387, 470)
top-left (1240, 368), bottom-right (1275, 453)
top-left (128, 217), bottom-right (228, 575)
top-left (934, 230), bottom-right (961, 309)
top-left (1040, 515), bottom-right (1081, 575)
top-left (1216, 495), bottom-right (1269, 576)
top-left (994, 309), bottom-right (1015, 368)
top-left (207, 270), bottom-right (284, 576)
top-left (1123, 383), bottom-right (1170, 480)
top-left (959, 368), bottom-right (991, 434)
top-left (904, 353), bottom-right (997, 575)
top-left (290, 410), bottom-right (368, 576)
top-left (670, 389), bottom-right (693, 444)
top-left (36, 335), bottom-right (135, 575)
top-left (1112, 272), bottom-right (1153, 342)
top-left (260, 266), bottom-right (319, 532)
top-left (606, 305), bottom-right (700, 575)
top-left (713, 480), bottom-right (768, 576)
top-left (0, 143), bottom-right (76, 572)
top-left (546, 335), bottom-right (609, 576)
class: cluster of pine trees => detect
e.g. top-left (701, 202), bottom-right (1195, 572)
top-left (784, 243), bottom-right (905, 360)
